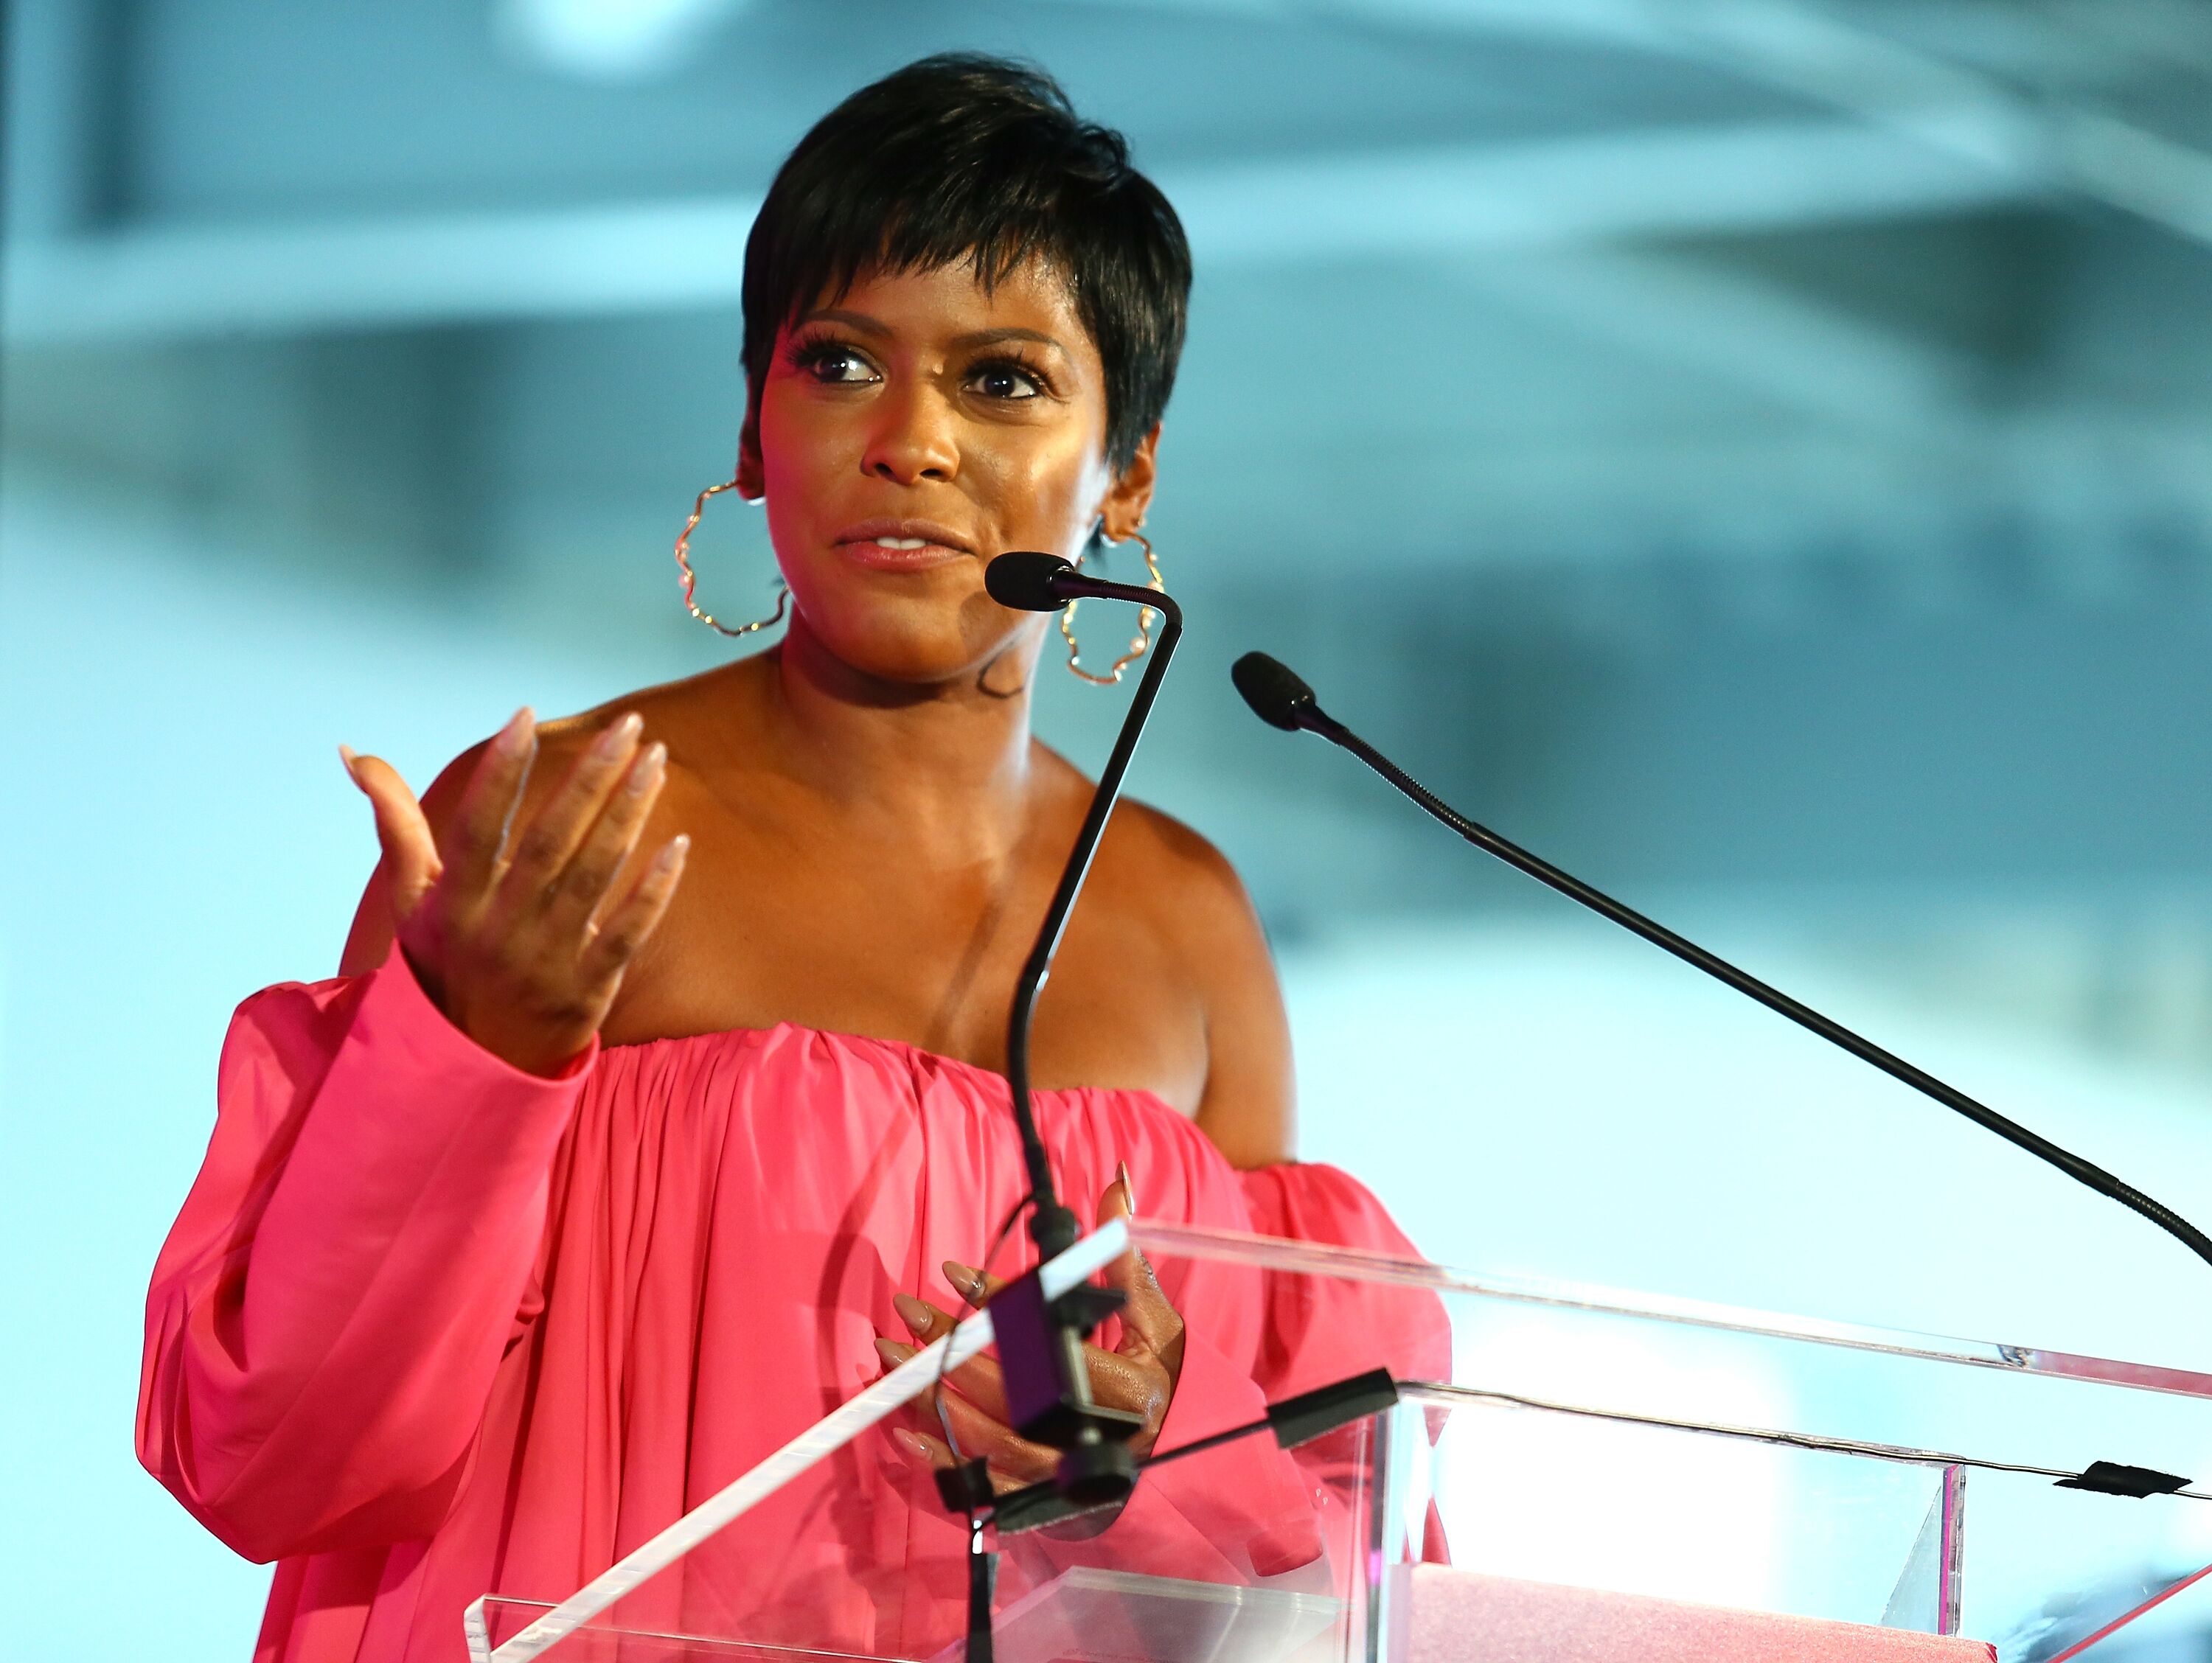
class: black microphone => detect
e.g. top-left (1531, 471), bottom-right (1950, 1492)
top-left (1232, 651), bottom-right (2212, 1274)
top-left (1231, 652), bottom-right (1338, 736)
top-left (984, 550), bottom-right (1078, 612)
top-left (968, 551), bottom-right (1184, 1505)
top-left (987, 548), bottom-right (1167, 621)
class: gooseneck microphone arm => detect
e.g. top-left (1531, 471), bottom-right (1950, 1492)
top-left (941, 551), bottom-right (1180, 1533)
top-left (945, 558), bottom-right (1164, 1663)
top-left (990, 552), bottom-right (1184, 1261)
top-left (1231, 651), bottom-right (2212, 1274)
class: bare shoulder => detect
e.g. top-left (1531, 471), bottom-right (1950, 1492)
top-left (426, 660), bottom-right (757, 826)
top-left (1113, 798), bottom-right (1259, 929)
top-left (533, 663), bottom-right (746, 769)
top-left (1102, 793), bottom-right (1297, 1167)
top-left (1026, 745), bottom-right (1259, 941)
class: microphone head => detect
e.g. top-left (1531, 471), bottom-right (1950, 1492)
top-left (1231, 652), bottom-right (1321, 732)
top-left (986, 551), bottom-right (1075, 612)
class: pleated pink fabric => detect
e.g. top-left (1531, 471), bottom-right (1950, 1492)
top-left (139, 945), bottom-right (1442, 1663)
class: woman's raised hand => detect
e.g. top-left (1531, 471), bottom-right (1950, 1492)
top-left (341, 708), bottom-right (689, 1077)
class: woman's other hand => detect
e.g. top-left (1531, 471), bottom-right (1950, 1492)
top-left (877, 1168), bottom-right (1184, 1492)
top-left (340, 708), bottom-right (689, 1076)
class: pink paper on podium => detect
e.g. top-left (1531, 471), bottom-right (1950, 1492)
top-left (1405, 1566), bottom-right (1997, 1662)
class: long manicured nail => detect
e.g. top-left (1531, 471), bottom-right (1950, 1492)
top-left (891, 1428), bottom-right (935, 1464)
top-left (874, 1336), bottom-right (916, 1367)
top-left (594, 712), bottom-right (641, 756)
top-left (891, 1292), bottom-right (934, 1335)
top-left (338, 744), bottom-right (361, 780)
top-left (497, 708), bottom-right (534, 753)
top-left (625, 742), bottom-right (667, 794)
top-left (653, 834), bottom-right (690, 873)
top-left (1117, 1160), bottom-right (1135, 1217)
top-left (943, 1261), bottom-right (984, 1304)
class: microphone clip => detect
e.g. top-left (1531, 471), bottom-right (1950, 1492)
top-left (990, 1266), bottom-right (1144, 1502)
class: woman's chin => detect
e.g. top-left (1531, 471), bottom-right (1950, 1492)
top-left (791, 609), bottom-right (1028, 692)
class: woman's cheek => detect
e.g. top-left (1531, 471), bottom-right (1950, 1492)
top-left (992, 450), bottom-right (1093, 560)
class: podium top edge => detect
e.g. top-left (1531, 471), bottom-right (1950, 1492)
top-left (1128, 1218), bottom-right (2212, 1403)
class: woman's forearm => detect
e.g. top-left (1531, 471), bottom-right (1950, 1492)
top-left (136, 946), bottom-right (588, 1563)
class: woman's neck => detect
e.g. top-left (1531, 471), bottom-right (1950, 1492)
top-left (754, 616), bottom-right (1044, 868)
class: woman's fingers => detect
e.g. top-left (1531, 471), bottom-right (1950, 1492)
top-left (890, 1171), bottom-right (1183, 1483)
top-left (542, 742), bottom-right (667, 943)
top-left (575, 834), bottom-right (688, 991)
top-left (1098, 1168), bottom-right (1184, 1373)
top-left (891, 1294), bottom-right (1012, 1423)
top-left (910, 1275), bottom-right (1164, 1439)
top-left (440, 708), bottom-right (537, 902)
top-left (342, 749), bottom-right (443, 921)
top-left (494, 714), bottom-right (641, 918)
top-left (1073, 1344), bottom-right (1172, 1419)
top-left (941, 1261), bottom-right (1004, 1310)
top-left (889, 1426), bottom-right (956, 1471)
top-left (932, 1387), bottom-right (1060, 1486)
top-left (873, 1334), bottom-right (1028, 1469)
top-left (337, 709), bottom-right (689, 1078)
top-left (884, 1427), bottom-right (1025, 1496)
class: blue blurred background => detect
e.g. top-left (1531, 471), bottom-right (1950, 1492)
top-left (6, 1), bottom-right (2212, 1657)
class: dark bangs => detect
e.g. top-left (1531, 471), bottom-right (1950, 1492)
top-left (741, 55), bottom-right (1192, 474)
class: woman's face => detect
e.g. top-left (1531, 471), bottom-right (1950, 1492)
top-left (741, 256), bottom-right (1156, 686)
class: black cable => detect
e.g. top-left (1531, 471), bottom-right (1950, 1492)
top-left (1138, 1412), bottom-right (1273, 1472)
top-left (987, 1368), bottom-right (1402, 1535)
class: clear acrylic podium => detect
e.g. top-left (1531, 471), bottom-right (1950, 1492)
top-left (467, 1219), bottom-right (2212, 1663)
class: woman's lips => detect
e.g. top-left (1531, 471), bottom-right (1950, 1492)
top-left (832, 521), bottom-right (978, 572)
top-left (836, 537), bottom-right (971, 571)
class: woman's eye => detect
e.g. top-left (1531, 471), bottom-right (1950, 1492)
top-left (805, 346), bottom-right (877, 384)
top-left (970, 363), bottom-right (1043, 401)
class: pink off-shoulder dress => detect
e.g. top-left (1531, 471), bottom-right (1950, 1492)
top-left (139, 946), bottom-right (1444, 1663)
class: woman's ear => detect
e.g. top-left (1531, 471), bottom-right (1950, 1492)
top-left (734, 406), bottom-right (765, 501)
top-left (1098, 424), bottom-right (1161, 540)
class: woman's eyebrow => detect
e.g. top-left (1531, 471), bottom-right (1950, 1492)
top-left (792, 315), bottom-right (1070, 360)
top-left (952, 327), bottom-right (1071, 358)
top-left (797, 307), bottom-right (891, 336)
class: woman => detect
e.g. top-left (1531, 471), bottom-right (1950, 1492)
top-left (139, 55), bottom-right (1439, 1663)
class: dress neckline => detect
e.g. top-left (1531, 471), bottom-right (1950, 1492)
top-left (603, 1018), bottom-right (1189, 1120)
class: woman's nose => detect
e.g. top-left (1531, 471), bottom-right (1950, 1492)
top-left (861, 385), bottom-right (959, 485)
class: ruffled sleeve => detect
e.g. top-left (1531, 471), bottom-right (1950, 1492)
top-left (1029, 1160), bottom-right (1453, 1589)
top-left (136, 946), bottom-right (593, 1563)
top-left (1238, 1162), bottom-right (1454, 1393)
top-left (1241, 1162), bottom-right (1454, 1564)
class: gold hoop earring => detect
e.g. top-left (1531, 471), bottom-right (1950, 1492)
top-left (1060, 529), bottom-right (1164, 686)
top-left (674, 478), bottom-right (789, 638)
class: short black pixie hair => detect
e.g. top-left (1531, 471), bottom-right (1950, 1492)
top-left (742, 55), bottom-right (1192, 473)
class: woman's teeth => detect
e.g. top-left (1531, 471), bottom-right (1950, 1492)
top-left (874, 537), bottom-right (931, 548)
